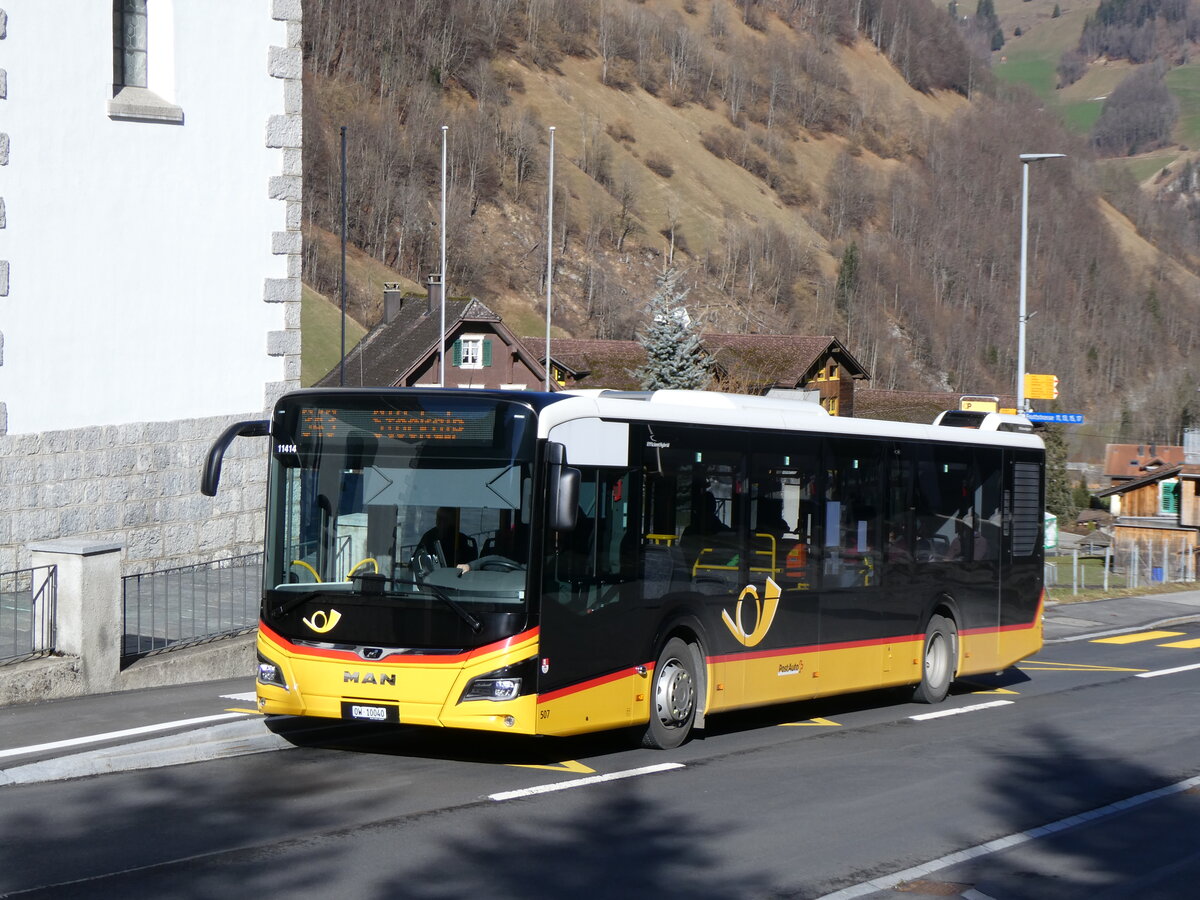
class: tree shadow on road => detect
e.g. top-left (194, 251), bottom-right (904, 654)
top-left (910, 724), bottom-right (1200, 898)
top-left (372, 778), bottom-right (766, 900)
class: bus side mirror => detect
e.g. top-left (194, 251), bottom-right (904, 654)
top-left (201, 419), bottom-right (270, 496)
top-left (545, 442), bottom-right (579, 532)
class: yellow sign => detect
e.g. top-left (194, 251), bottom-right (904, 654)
top-left (960, 398), bottom-right (998, 413)
top-left (1024, 373), bottom-right (1059, 400)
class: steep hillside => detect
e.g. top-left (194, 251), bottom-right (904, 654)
top-left (302, 0), bottom-right (1200, 453)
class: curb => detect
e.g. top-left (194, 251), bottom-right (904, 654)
top-left (0, 717), bottom-right (292, 787)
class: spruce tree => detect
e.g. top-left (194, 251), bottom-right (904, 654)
top-left (633, 268), bottom-right (712, 391)
top-left (1042, 425), bottom-right (1078, 522)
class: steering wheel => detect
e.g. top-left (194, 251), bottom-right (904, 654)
top-left (476, 556), bottom-right (523, 572)
top-left (410, 549), bottom-right (438, 578)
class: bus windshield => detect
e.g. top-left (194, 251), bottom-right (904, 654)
top-left (262, 393), bottom-right (537, 648)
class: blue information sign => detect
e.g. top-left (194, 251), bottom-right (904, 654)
top-left (1025, 412), bottom-right (1084, 424)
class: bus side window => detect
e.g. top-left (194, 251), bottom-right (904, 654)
top-left (823, 440), bottom-right (883, 588)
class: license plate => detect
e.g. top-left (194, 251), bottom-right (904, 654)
top-left (341, 701), bottom-right (399, 723)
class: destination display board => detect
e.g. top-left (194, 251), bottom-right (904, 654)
top-left (297, 406), bottom-right (496, 444)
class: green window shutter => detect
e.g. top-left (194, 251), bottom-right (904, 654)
top-left (482, 340), bottom-right (493, 367)
top-left (452, 340), bottom-right (462, 367)
top-left (1162, 481), bottom-right (1180, 515)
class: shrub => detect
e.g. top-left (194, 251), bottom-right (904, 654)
top-left (644, 154), bottom-right (675, 178)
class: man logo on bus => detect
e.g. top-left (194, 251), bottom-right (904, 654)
top-left (302, 609), bottom-right (342, 634)
top-left (721, 577), bottom-right (780, 647)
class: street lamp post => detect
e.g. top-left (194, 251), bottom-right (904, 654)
top-left (1017, 152), bottom-right (1065, 413)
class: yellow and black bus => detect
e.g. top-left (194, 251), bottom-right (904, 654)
top-left (203, 388), bottom-right (1044, 749)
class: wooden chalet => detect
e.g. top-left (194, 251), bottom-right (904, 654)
top-left (1095, 464), bottom-right (1200, 580)
top-left (318, 282), bottom-right (548, 390)
top-left (538, 334), bottom-right (870, 414)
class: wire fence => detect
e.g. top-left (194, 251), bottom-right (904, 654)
top-left (0, 566), bottom-right (57, 666)
top-left (121, 553), bottom-right (262, 665)
top-left (1046, 538), bottom-right (1197, 595)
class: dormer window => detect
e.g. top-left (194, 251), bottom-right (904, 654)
top-left (453, 335), bottom-right (490, 370)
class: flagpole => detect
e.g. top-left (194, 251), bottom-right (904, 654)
top-left (439, 124), bottom-right (448, 388)
top-left (544, 126), bottom-right (555, 391)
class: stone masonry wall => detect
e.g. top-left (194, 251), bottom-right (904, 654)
top-left (0, 414), bottom-right (269, 575)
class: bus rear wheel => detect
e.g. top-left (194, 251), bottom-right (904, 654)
top-left (913, 614), bottom-right (956, 704)
top-left (642, 637), bottom-right (698, 750)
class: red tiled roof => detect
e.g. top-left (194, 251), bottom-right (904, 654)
top-left (1103, 443), bottom-right (1186, 480)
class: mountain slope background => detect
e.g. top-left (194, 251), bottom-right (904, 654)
top-left (301, 0), bottom-right (1200, 459)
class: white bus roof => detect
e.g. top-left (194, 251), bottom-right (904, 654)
top-left (540, 390), bottom-right (1044, 450)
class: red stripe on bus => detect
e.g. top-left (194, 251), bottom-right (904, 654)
top-left (709, 615), bottom-right (1039, 665)
top-left (538, 665), bottom-right (648, 704)
top-left (709, 633), bottom-right (920, 665)
top-left (259, 622), bottom-right (539, 665)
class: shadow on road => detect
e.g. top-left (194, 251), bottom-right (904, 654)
top-left (924, 725), bottom-right (1200, 898)
top-left (371, 779), bottom-right (764, 900)
top-left (0, 751), bottom-right (367, 898)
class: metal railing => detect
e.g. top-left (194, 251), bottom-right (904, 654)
top-left (0, 565), bottom-right (57, 666)
top-left (121, 553), bottom-right (262, 664)
top-left (1046, 539), bottom-right (1198, 595)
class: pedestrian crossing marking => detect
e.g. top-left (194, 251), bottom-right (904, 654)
top-left (1091, 631), bottom-right (1186, 645)
top-left (1157, 638), bottom-right (1200, 649)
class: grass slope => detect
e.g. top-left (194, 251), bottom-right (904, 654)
top-left (992, 1), bottom-right (1200, 185)
top-left (301, 284), bottom-right (368, 387)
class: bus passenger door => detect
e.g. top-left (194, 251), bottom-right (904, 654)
top-left (537, 466), bottom-right (643, 734)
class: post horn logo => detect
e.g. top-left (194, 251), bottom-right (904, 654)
top-left (721, 577), bottom-right (781, 647)
top-left (302, 609), bottom-right (342, 634)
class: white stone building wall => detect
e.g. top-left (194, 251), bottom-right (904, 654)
top-left (0, 0), bottom-right (301, 575)
top-left (0, 413), bottom-right (268, 574)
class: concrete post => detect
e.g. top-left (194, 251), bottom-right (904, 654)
top-left (29, 539), bottom-right (123, 694)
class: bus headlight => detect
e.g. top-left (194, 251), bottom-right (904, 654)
top-left (257, 651), bottom-right (288, 690)
top-left (464, 677), bottom-right (521, 702)
top-left (460, 658), bottom-right (536, 703)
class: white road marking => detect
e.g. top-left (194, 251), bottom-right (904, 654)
top-left (0, 712), bottom-right (249, 761)
top-left (1135, 662), bottom-right (1200, 679)
top-left (220, 691), bottom-right (257, 701)
top-left (489, 762), bottom-right (684, 801)
top-left (816, 773), bottom-right (1200, 899)
top-left (909, 700), bottom-right (1013, 721)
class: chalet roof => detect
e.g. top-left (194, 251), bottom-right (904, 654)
top-left (855, 390), bottom-right (1018, 425)
top-left (538, 339), bottom-right (648, 390)
top-left (700, 334), bottom-right (868, 388)
top-left (1096, 464), bottom-right (1200, 498)
top-left (318, 295), bottom-right (517, 388)
top-left (1103, 443), bottom-right (1186, 481)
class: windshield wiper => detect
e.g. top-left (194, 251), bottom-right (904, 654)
top-left (273, 591), bottom-right (324, 617)
top-left (413, 582), bottom-right (483, 634)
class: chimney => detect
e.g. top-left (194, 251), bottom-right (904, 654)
top-left (383, 282), bottom-right (403, 323)
top-left (425, 273), bottom-right (444, 316)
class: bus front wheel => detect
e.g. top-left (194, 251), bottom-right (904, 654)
top-left (642, 637), bottom-right (698, 750)
top-left (913, 614), bottom-right (956, 704)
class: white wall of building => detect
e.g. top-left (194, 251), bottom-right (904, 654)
top-left (0, 0), bottom-right (297, 434)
